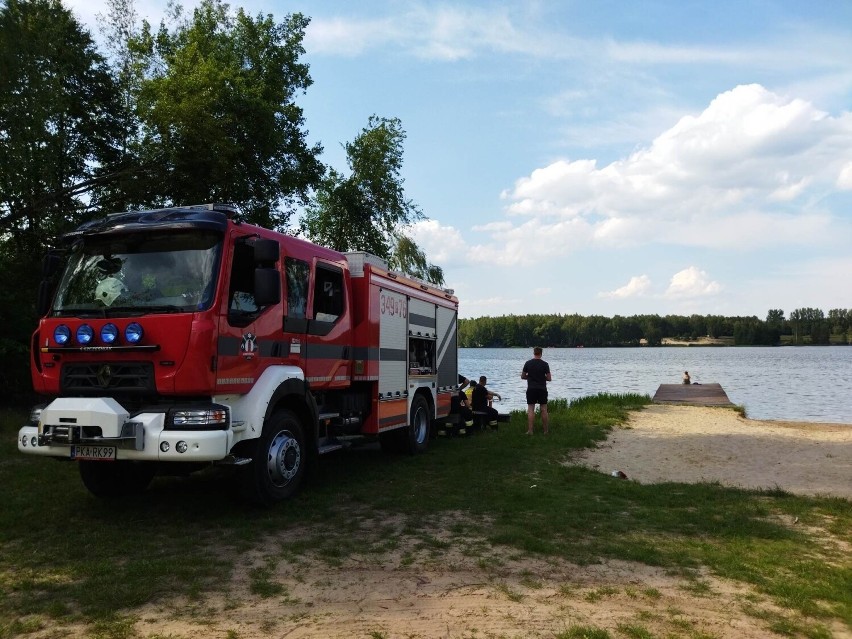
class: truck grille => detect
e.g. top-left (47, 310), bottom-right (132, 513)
top-left (61, 362), bottom-right (155, 394)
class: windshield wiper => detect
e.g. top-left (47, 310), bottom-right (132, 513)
top-left (140, 305), bottom-right (187, 314)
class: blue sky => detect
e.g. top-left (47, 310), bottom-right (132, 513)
top-left (66, 0), bottom-right (852, 319)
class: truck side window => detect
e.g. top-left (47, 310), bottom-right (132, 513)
top-left (313, 264), bottom-right (344, 323)
top-left (228, 241), bottom-right (259, 325)
top-left (285, 257), bottom-right (309, 318)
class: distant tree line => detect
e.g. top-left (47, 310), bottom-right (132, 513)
top-left (459, 308), bottom-right (852, 348)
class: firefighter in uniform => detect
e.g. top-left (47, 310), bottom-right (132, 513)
top-left (444, 374), bottom-right (474, 436)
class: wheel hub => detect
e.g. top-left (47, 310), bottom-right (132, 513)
top-left (267, 431), bottom-right (301, 486)
top-left (413, 407), bottom-right (428, 445)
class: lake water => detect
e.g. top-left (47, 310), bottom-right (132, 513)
top-left (459, 347), bottom-right (852, 424)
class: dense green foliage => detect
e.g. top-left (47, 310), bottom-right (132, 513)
top-left (0, 0), bottom-right (119, 231)
top-left (0, 0), bottom-right (120, 399)
top-left (0, 0), bottom-right (321, 229)
top-left (301, 115), bottom-right (444, 284)
top-left (1, 398), bottom-right (849, 637)
top-left (128, 1), bottom-right (323, 226)
top-left (460, 308), bottom-right (852, 347)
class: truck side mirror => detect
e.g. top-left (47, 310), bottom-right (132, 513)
top-left (254, 268), bottom-right (280, 306)
top-left (42, 251), bottom-right (62, 277)
top-left (253, 239), bottom-right (279, 265)
top-left (36, 280), bottom-right (54, 317)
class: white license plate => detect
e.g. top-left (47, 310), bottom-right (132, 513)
top-left (71, 445), bottom-right (117, 461)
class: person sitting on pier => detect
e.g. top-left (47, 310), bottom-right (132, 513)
top-left (682, 371), bottom-right (691, 385)
top-left (471, 375), bottom-right (501, 429)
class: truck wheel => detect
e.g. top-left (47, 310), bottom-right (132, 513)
top-left (243, 409), bottom-right (306, 505)
top-left (79, 461), bottom-right (157, 498)
top-left (405, 395), bottom-right (431, 454)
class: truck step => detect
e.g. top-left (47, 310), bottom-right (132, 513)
top-left (317, 441), bottom-right (345, 455)
top-left (215, 455), bottom-right (252, 466)
top-left (317, 434), bottom-right (356, 455)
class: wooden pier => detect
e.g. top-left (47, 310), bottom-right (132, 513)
top-left (652, 383), bottom-right (734, 406)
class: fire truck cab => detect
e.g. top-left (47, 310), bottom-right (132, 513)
top-left (17, 204), bottom-right (460, 504)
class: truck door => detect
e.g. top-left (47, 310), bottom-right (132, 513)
top-left (304, 262), bottom-right (349, 390)
top-left (283, 256), bottom-right (310, 366)
top-left (216, 237), bottom-right (280, 393)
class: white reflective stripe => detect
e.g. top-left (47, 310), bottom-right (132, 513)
top-left (436, 314), bottom-right (456, 366)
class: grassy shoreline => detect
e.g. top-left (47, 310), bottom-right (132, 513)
top-left (1, 397), bottom-right (850, 638)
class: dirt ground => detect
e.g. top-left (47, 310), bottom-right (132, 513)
top-left (129, 549), bottom-right (849, 639)
top-left (39, 406), bottom-right (852, 639)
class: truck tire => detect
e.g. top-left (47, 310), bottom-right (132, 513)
top-left (78, 461), bottom-right (157, 498)
top-left (243, 409), bottom-right (307, 505)
top-left (405, 394), bottom-right (431, 454)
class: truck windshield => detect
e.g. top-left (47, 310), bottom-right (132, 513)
top-left (52, 231), bottom-right (222, 315)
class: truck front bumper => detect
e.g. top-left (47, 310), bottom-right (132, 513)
top-left (18, 397), bottom-right (231, 462)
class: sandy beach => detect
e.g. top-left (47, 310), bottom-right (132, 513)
top-left (572, 404), bottom-right (852, 499)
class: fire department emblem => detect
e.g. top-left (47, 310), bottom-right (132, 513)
top-left (241, 333), bottom-right (257, 358)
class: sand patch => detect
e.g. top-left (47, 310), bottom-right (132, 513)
top-left (571, 405), bottom-right (851, 499)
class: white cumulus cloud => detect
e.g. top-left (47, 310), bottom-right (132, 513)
top-left (599, 275), bottom-right (652, 299)
top-left (664, 267), bottom-right (722, 299)
top-left (838, 162), bottom-right (852, 190)
top-left (406, 219), bottom-right (468, 265)
top-left (499, 84), bottom-right (852, 252)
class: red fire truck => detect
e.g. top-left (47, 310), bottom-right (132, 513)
top-left (17, 203), bottom-right (460, 504)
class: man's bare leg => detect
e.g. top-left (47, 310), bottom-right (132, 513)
top-left (541, 404), bottom-right (549, 434)
top-left (527, 405), bottom-right (535, 434)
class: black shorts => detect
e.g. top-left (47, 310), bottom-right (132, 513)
top-left (526, 388), bottom-right (548, 405)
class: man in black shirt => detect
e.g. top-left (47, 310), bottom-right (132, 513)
top-left (521, 347), bottom-right (552, 434)
top-left (471, 375), bottom-right (501, 429)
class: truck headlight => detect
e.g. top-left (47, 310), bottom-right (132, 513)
top-left (165, 405), bottom-right (229, 430)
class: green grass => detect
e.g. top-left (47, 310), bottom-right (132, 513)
top-left (1, 394), bottom-right (850, 638)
